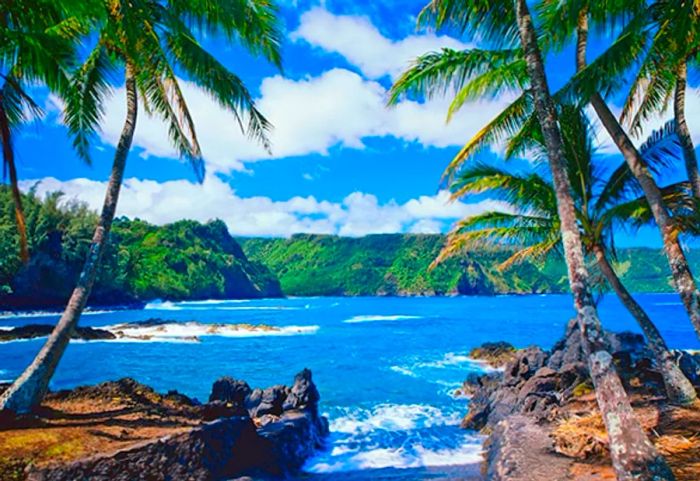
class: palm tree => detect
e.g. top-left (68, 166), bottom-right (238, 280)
top-left (391, 1), bottom-right (674, 478)
top-left (539, 0), bottom-right (700, 342)
top-left (618, 0), bottom-right (700, 199)
top-left (0, 0), bottom-right (282, 413)
top-left (0, 0), bottom-right (89, 263)
top-left (436, 105), bottom-right (697, 405)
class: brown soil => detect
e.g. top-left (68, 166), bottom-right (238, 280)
top-left (554, 392), bottom-right (700, 481)
top-left (0, 379), bottom-right (202, 481)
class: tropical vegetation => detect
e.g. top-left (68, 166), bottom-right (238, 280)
top-left (0, 187), bottom-right (280, 309)
top-left (390, 0), bottom-right (696, 477)
top-left (434, 104), bottom-right (696, 403)
top-left (0, 0), bottom-right (282, 413)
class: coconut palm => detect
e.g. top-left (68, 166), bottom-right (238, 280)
top-left (0, 0), bottom-right (282, 413)
top-left (536, 0), bottom-right (700, 343)
top-left (0, 0), bottom-right (90, 263)
top-left (618, 0), bottom-right (700, 199)
top-left (391, 1), bottom-right (674, 478)
top-left (436, 105), bottom-right (697, 405)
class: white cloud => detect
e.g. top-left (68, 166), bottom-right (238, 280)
top-left (22, 176), bottom-right (511, 238)
top-left (291, 7), bottom-right (471, 79)
top-left (96, 69), bottom-right (516, 173)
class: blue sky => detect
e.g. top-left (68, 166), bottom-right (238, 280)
top-left (14, 0), bottom-right (700, 245)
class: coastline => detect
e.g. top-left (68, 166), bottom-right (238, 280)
top-left (2, 295), bottom-right (698, 480)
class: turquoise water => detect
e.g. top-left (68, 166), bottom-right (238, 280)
top-left (1, 294), bottom-right (698, 479)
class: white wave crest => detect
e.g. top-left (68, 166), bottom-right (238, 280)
top-left (343, 315), bottom-right (421, 324)
top-left (417, 352), bottom-right (501, 372)
top-left (389, 365), bottom-right (418, 378)
top-left (104, 322), bottom-right (319, 342)
top-left (330, 404), bottom-right (460, 435)
top-left (306, 431), bottom-right (483, 473)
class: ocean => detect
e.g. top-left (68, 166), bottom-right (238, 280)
top-left (1, 294), bottom-right (698, 480)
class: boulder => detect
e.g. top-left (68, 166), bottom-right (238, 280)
top-left (503, 347), bottom-right (548, 386)
top-left (283, 368), bottom-right (320, 413)
top-left (252, 385), bottom-right (289, 417)
top-left (674, 350), bottom-right (700, 386)
top-left (209, 377), bottom-right (252, 408)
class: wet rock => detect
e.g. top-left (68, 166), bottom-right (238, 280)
top-left (283, 368), bottom-right (320, 413)
top-left (0, 324), bottom-right (115, 342)
top-left (257, 410), bottom-right (329, 475)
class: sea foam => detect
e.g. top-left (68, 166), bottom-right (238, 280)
top-left (343, 315), bottom-right (422, 324)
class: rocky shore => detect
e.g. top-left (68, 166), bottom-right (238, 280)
top-left (463, 320), bottom-right (700, 480)
top-left (0, 319), bottom-right (312, 343)
top-left (0, 369), bottom-right (328, 481)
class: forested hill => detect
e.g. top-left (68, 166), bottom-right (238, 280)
top-left (239, 234), bottom-right (699, 297)
top-left (0, 189), bottom-right (281, 309)
top-left (2, 187), bottom-right (697, 308)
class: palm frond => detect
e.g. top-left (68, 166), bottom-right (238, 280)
top-left (418, 0), bottom-right (518, 47)
top-left (169, 0), bottom-right (283, 67)
top-left (388, 48), bottom-right (522, 106)
top-left (63, 42), bottom-right (115, 163)
top-left (165, 26), bottom-right (272, 152)
top-left (443, 92), bottom-right (532, 182)
top-left (450, 162), bottom-right (556, 216)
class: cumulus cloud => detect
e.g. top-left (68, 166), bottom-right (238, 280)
top-left (96, 69), bottom-right (516, 173)
top-left (22, 176), bottom-right (511, 237)
top-left (291, 7), bottom-right (471, 79)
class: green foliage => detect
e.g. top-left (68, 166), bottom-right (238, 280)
top-left (240, 234), bottom-right (699, 297)
top-left (0, 187), bottom-right (280, 308)
top-left (239, 234), bottom-right (568, 296)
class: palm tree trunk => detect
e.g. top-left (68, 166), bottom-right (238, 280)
top-left (593, 245), bottom-right (697, 405)
top-left (515, 1), bottom-right (675, 479)
top-left (575, 14), bottom-right (700, 341)
top-left (0, 65), bottom-right (138, 413)
top-left (674, 60), bottom-right (700, 199)
top-left (0, 91), bottom-right (29, 263)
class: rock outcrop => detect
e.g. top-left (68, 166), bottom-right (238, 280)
top-left (0, 324), bottom-right (116, 342)
top-left (461, 320), bottom-right (700, 480)
top-left (23, 370), bottom-right (328, 481)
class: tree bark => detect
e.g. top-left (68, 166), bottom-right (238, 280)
top-left (515, 1), bottom-right (675, 479)
top-left (576, 14), bottom-right (700, 341)
top-left (0, 65), bottom-right (138, 413)
top-left (593, 245), bottom-right (697, 405)
top-left (674, 60), bottom-right (700, 199)
top-left (0, 90), bottom-right (29, 263)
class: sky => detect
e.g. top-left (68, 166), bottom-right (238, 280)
top-left (13, 0), bottom-right (700, 245)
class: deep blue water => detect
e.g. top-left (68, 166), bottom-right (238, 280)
top-left (1, 294), bottom-right (698, 479)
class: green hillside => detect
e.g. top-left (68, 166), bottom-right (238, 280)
top-left (0, 188), bottom-right (281, 309)
top-left (239, 234), bottom-right (697, 296)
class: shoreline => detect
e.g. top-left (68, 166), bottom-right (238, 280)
top-left (0, 370), bottom-right (329, 481)
top-left (0, 291), bottom-right (685, 316)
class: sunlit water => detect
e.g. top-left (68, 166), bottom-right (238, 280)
top-left (1, 294), bottom-right (698, 480)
